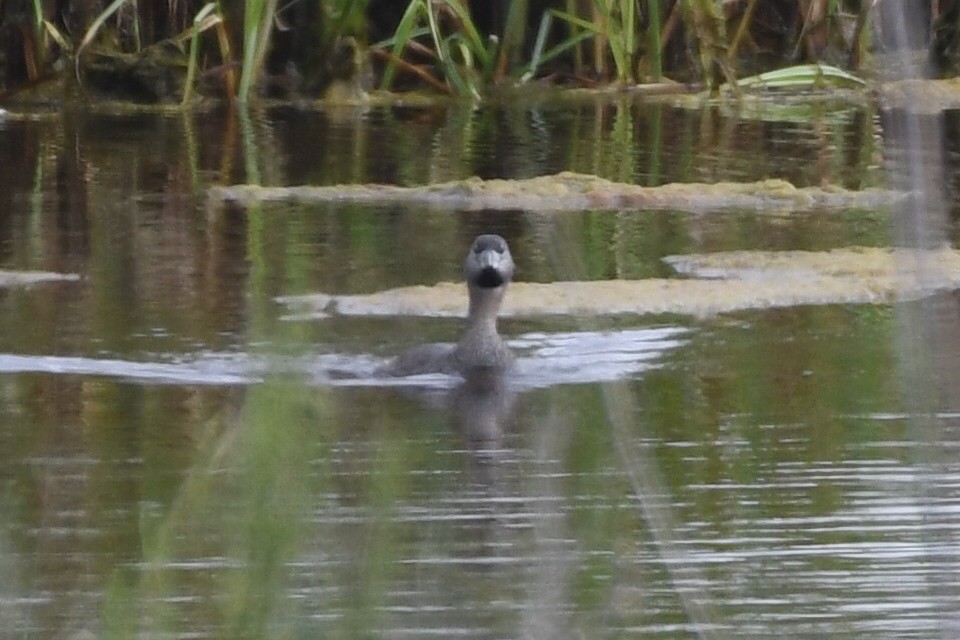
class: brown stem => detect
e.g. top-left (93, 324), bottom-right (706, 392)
top-left (370, 48), bottom-right (453, 94)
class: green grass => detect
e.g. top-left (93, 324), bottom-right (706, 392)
top-left (378, 0), bottom-right (494, 99)
top-left (14, 0), bottom-right (948, 104)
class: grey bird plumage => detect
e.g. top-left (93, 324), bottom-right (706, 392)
top-left (381, 234), bottom-right (515, 377)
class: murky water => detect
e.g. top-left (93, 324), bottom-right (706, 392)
top-left (2, 97), bottom-right (960, 638)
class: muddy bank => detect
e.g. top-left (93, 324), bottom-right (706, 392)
top-left (211, 172), bottom-right (902, 213)
top-left (278, 247), bottom-right (960, 320)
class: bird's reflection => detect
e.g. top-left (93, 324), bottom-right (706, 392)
top-left (449, 369), bottom-right (516, 455)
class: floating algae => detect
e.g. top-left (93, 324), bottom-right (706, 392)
top-left (278, 247), bottom-right (960, 320)
top-left (212, 172), bottom-right (903, 213)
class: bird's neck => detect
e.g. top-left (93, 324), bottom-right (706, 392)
top-left (454, 283), bottom-right (511, 372)
top-left (466, 284), bottom-right (505, 333)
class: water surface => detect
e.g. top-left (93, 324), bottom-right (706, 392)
top-left (1, 100), bottom-right (959, 637)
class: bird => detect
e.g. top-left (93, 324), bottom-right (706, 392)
top-left (380, 234), bottom-right (515, 378)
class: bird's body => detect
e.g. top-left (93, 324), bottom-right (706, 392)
top-left (381, 234), bottom-right (515, 378)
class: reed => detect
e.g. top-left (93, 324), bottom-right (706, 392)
top-left (12, 0), bottom-right (955, 103)
top-left (495, 0), bottom-right (530, 80)
top-left (181, 2), bottom-right (222, 104)
top-left (686, 0), bottom-right (729, 90)
top-left (238, 0), bottom-right (279, 102)
top-left (647, 0), bottom-right (663, 81)
top-left (378, 0), bottom-right (494, 99)
top-left (522, 10), bottom-right (593, 82)
top-left (533, 0), bottom-right (641, 84)
top-left (27, 0), bottom-right (45, 76)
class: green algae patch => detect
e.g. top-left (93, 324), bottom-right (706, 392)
top-left (211, 172), bottom-right (902, 213)
top-left (0, 270), bottom-right (79, 288)
top-left (278, 247), bottom-right (960, 320)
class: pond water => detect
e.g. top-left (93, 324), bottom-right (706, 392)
top-left (2, 96), bottom-right (960, 638)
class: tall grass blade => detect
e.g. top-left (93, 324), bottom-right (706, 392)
top-left (521, 11), bottom-right (593, 82)
top-left (238, 0), bottom-right (279, 102)
top-left (426, 0), bottom-right (445, 64)
top-left (440, 0), bottom-right (491, 71)
top-left (43, 21), bottom-right (72, 53)
top-left (591, 0), bottom-right (633, 82)
top-left (380, 0), bottom-right (426, 89)
top-left (523, 12), bottom-right (554, 82)
top-left (31, 0), bottom-right (43, 36)
top-left (441, 33), bottom-right (480, 100)
top-left (215, 15), bottom-right (237, 101)
top-left (553, 5), bottom-right (635, 80)
top-left (131, 0), bottom-right (141, 51)
top-left (372, 26), bottom-right (432, 50)
top-left (496, 0), bottom-right (528, 78)
top-left (552, 9), bottom-right (603, 35)
top-left (182, 3), bottom-right (220, 105)
top-left (648, 0), bottom-right (663, 81)
top-left (622, 0), bottom-right (636, 81)
top-left (380, 0), bottom-right (488, 96)
top-left (238, 22), bottom-right (259, 100)
top-left (30, 0), bottom-right (44, 69)
top-left (728, 0), bottom-right (758, 66)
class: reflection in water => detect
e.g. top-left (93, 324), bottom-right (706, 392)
top-left (5, 300), bottom-right (960, 636)
top-left (451, 370), bottom-right (516, 451)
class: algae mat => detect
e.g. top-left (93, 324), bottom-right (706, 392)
top-left (278, 247), bottom-right (960, 319)
top-left (211, 172), bottom-right (901, 213)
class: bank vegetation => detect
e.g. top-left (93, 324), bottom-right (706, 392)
top-left (0, 0), bottom-right (957, 105)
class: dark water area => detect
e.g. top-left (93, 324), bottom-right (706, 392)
top-left (1, 97), bottom-right (960, 638)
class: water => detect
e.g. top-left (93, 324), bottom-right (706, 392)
top-left (1, 96), bottom-right (960, 638)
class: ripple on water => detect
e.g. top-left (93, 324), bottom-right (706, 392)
top-left (0, 325), bottom-right (689, 390)
top-left (648, 419), bottom-right (960, 637)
